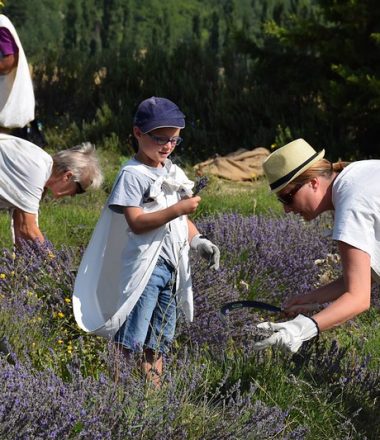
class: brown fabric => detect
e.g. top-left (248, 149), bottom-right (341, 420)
top-left (194, 147), bottom-right (270, 181)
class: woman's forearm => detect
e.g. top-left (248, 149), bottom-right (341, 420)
top-left (286, 277), bottom-right (346, 307)
top-left (12, 209), bottom-right (45, 244)
top-left (313, 290), bottom-right (370, 331)
top-left (306, 277), bottom-right (346, 303)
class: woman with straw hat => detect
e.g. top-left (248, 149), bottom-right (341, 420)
top-left (253, 138), bottom-right (380, 353)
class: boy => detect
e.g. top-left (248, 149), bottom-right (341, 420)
top-left (108, 97), bottom-right (220, 384)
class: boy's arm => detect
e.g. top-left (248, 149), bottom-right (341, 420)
top-left (123, 196), bottom-right (201, 234)
top-left (187, 219), bottom-right (199, 242)
top-left (188, 219), bottom-right (220, 270)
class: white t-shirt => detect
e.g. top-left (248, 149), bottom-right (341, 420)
top-left (0, 134), bottom-right (52, 214)
top-left (332, 160), bottom-right (380, 283)
top-left (108, 157), bottom-right (181, 268)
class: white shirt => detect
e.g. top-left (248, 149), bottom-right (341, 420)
top-left (0, 134), bottom-right (52, 214)
top-left (332, 160), bottom-right (380, 282)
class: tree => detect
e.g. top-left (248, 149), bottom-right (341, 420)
top-left (4, 0), bottom-right (65, 61)
top-left (259, 0), bottom-right (380, 158)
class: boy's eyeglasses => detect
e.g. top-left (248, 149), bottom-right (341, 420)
top-left (276, 183), bottom-right (305, 205)
top-left (146, 133), bottom-right (183, 146)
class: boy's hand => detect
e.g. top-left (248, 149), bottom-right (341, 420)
top-left (190, 234), bottom-right (220, 270)
top-left (177, 196), bottom-right (201, 215)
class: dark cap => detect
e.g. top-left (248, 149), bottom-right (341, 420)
top-left (133, 97), bottom-right (185, 133)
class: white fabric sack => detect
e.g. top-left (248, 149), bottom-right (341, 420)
top-left (0, 14), bottom-right (35, 128)
top-left (73, 161), bottom-right (194, 338)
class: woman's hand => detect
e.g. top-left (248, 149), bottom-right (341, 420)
top-left (282, 296), bottom-right (320, 317)
top-left (283, 303), bottom-right (321, 317)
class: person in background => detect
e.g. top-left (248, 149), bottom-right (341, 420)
top-left (0, 13), bottom-right (35, 133)
top-left (253, 138), bottom-right (380, 353)
top-left (0, 134), bottom-right (103, 244)
top-left (108, 97), bottom-right (220, 385)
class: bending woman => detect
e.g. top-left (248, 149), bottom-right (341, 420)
top-left (0, 134), bottom-right (103, 244)
top-left (253, 138), bottom-right (380, 352)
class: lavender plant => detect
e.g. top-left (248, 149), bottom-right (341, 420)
top-left (0, 240), bottom-right (105, 372)
top-left (180, 213), bottom-right (340, 351)
top-left (0, 348), bottom-right (309, 440)
top-left (293, 339), bottom-right (380, 438)
top-left (0, 212), bottom-right (379, 439)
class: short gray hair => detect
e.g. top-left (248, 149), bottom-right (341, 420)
top-left (52, 142), bottom-right (103, 190)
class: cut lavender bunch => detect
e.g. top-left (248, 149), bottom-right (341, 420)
top-left (193, 175), bottom-right (209, 196)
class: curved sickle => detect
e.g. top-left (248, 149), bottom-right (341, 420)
top-left (220, 300), bottom-right (282, 316)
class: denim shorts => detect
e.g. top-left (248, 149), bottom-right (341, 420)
top-left (114, 256), bottom-right (177, 354)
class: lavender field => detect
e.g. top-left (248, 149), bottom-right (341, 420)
top-left (0, 211), bottom-right (379, 439)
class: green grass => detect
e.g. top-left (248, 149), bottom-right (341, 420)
top-left (189, 175), bottom-right (283, 220)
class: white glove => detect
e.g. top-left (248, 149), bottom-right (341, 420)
top-left (190, 234), bottom-right (220, 270)
top-left (252, 314), bottom-right (319, 353)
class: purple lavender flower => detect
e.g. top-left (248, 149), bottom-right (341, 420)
top-left (193, 175), bottom-right (209, 196)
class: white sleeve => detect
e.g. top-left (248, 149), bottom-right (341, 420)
top-left (332, 179), bottom-right (375, 257)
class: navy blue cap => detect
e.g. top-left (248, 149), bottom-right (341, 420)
top-left (133, 97), bottom-right (185, 133)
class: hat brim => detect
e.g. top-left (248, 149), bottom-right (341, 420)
top-left (140, 120), bottom-right (185, 133)
top-left (271, 149), bottom-right (325, 193)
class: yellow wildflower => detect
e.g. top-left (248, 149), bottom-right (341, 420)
top-left (57, 340), bottom-right (64, 345)
top-left (0, 273), bottom-right (6, 279)
top-left (57, 312), bottom-right (65, 318)
top-left (64, 298), bottom-right (71, 304)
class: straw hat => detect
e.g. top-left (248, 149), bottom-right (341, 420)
top-left (263, 139), bottom-right (325, 193)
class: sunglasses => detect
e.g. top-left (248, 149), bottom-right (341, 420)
top-left (276, 183), bottom-right (305, 205)
top-left (146, 133), bottom-right (183, 146)
top-left (75, 181), bottom-right (86, 194)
